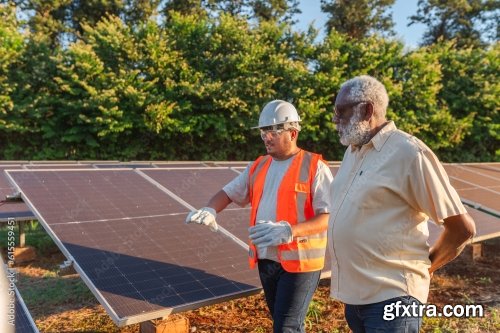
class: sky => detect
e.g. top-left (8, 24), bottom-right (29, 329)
top-left (296, 0), bottom-right (426, 47)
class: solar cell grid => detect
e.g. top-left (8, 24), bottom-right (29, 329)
top-left (140, 168), bottom-right (241, 209)
top-left (50, 215), bottom-right (260, 323)
top-left (6, 170), bottom-right (186, 225)
top-left (215, 209), bottom-right (250, 244)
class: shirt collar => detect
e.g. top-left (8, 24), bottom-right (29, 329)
top-left (349, 121), bottom-right (396, 152)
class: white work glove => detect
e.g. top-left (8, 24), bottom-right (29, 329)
top-left (185, 207), bottom-right (218, 232)
top-left (248, 221), bottom-right (293, 247)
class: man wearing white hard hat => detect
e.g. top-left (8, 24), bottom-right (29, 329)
top-left (186, 100), bottom-right (333, 332)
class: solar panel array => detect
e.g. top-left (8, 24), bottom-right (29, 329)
top-left (1, 160), bottom-right (498, 329)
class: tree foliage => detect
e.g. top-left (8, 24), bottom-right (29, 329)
top-left (321, 0), bottom-right (395, 38)
top-left (0, 2), bottom-right (498, 161)
top-left (409, 0), bottom-right (500, 47)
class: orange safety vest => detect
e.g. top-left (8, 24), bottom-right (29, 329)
top-left (248, 149), bottom-right (327, 272)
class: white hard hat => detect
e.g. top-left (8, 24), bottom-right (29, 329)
top-left (252, 100), bottom-right (302, 129)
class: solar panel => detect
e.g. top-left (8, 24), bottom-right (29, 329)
top-left (211, 161), bottom-right (250, 168)
top-left (6, 169), bottom-right (260, 326)
top-left (443, 164), bottom-right (500, 214)
top-left (329, 166), bottom-right (340, 177)
top-left (0, 166), bottom-right (34, 222)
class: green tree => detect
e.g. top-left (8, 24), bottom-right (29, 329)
top-left (161, 0), bottom-right (209, 20)
top-left (409, 0), bottom-right (500, 47)
top-left (0, 4), bottom-right (25, 156)
top-left (251, 0), bottom-right (300, 23)
top-left (320, 0), bottom-right (395, 38)
top-left (430, 41), bottom-right (499, 161)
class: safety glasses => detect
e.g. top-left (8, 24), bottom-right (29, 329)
top-left (259, 124), bottom-right (291, 140)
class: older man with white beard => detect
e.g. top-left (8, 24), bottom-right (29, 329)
top-left (328, 75), bottom-right (476, 333)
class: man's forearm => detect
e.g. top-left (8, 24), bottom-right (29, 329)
top-left (290, 213), bottom-right (329, 238)
top-left (429, 213), bottom-right (475, 274)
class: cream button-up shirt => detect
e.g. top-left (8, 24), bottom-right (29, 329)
top-left (328, 121), bottom-right (466, 304)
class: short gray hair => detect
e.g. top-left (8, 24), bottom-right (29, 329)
top-left (340, 75), bottom-right (389, 118)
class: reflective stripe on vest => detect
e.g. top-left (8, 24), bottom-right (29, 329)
top-left (247, 150), bottom-right (327, 272)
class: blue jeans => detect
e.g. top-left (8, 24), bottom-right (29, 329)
top-left (345, 296), bottom-right (423, 333)
top-left (258, 259), bottom-right (321, 333)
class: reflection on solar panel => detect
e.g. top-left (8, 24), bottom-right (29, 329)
top-left (6, 169), bottom-right (260, 326)
top-left (444, 164), bottom-right (500, 214)
top-left (140, 168), bottom-right (240, 209)
top-left (427, 207), bottom-right (499, 245)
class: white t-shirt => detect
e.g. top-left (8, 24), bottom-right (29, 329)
top-left (223, 154), bottom-right (333, 261)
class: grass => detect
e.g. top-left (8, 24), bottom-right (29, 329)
top-left (0, 220), bottom-right (58, 255)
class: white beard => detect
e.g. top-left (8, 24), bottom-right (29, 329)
top-left (338, 113), bottom-right (372, 147)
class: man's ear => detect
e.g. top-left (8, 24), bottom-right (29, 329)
top-left (290, 129), bottom-right (298, 141)
top-left (363, 102), bottom-right (374, 121)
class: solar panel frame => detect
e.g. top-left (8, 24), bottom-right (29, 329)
top-left (94, 163), bottom-right (156, 169)
top-left (152, 162), bottom-right (207, 168)
top-left (27, 160), bottom-right (78, 164)
top-left (15, 288), bottom-right (40, 333)
top-left (1, 254), bottom-right (39, 333)
top-left (24, 164), bottom-right (95, 169)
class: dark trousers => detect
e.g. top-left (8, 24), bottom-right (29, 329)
top-left (258, 259), bottom-right (321, 333)
top-left (345, 296), bottom-right (423, 333)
